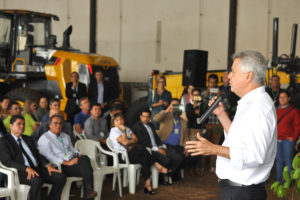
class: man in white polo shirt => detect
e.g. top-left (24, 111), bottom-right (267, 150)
top-left (186, 50), bottom-right (277, 200)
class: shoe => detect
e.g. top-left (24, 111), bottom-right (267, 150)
top-left (161, 181), bottom-right (172, 186)
top-left (83, 190), bottom-right (97, 199)
top-left (144, 187), bottom-right (156, 195)
top-left (189, 168), bottom-right (195, 176)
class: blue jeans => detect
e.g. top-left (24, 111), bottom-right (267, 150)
top-left (276, 140), bottom-right (296, 182)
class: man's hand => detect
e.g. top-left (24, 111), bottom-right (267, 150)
top-left (158, 148), bottom-right (166, 155)
top-left (63, 157), bottom-right (78, 166)
top-left (26, 167), bottom-right (39, 180)
top-left (158, 100), bottom-right (164, 106)
top-left (184, 149), bottom-right (189, 157)
top-left (47, 164), bottom-right (61, 176)
top-left (185, 133), bottom-right (215, 156)
top-left (208, 96), bottom-right (226, 117)
top-left (165, 104), bottom-right (173, 113)
top-left (118, 124), bottom-right (126, 132)
top-left (162, 100), bottom-right (169, 107)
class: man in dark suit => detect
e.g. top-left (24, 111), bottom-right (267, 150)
top-left (65, 71), bottom-right (87, 124)
top-left (88, 70), bottom-right (112, 113)
top-left (0, 115), bottom-right (66, 200)
top-left (132, 108), bottom-right (183, 175)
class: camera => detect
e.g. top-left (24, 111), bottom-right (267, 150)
top-left (210, 88), bottom-right (219, 94)
top-left (173, 104), bottom-right (183, 116)
top-left (193, 96), bottom-right (202, 102)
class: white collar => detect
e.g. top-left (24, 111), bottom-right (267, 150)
top-left (237, 86), bottom-right (265, 106)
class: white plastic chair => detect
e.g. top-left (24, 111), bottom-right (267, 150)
top-left (75, 139), bottom-right (122, 200)
top-left (0, 164), bottom-right (16, 199)
top-left (73, 125), bottom-right (87, 140)
top-left (53, 162), bottom-right (83, 200)
top-left (106, 138), bottom-right (143, 194)
top-left (0, 162), bottom-right (30, 200)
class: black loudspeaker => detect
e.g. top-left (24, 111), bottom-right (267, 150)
top-left (182, 50), bottom-right (208, 88)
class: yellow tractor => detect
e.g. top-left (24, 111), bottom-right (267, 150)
top-left (0, 10), bottom-right (121, 110)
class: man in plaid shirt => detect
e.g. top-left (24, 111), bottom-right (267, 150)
top-left (201, 74), bottom-right (223, 173)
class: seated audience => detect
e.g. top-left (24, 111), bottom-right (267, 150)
top-left (0, 96), bottom-right (10, 120)
top-left (38, 114), bottom-right (97, 199)
top-left (35, 98), bottom-right (75, 144)
top-left (84, 103), bottom-right (108, 143)
top-left (276, 90), bottom-right (300, 183)
top-left (185, 88), bottom-right (205, 176)
top-left (266, 74), bottom-right (283, 106)
top-left (105, 104), bottom-right (123, 129)
top-left (65, 71), bottom-right (87, 124)
top-left (0, 115), bottom-right (66, 200)
top-left (103, 98), bottom-right (125, 118)
top-left (109, 113), bottom-right (168, 195)
top-left (41, 98), bottom-right (61, 123)
top-left (35, 96), bottom-right (49, 121)
top-left (4, 101), bottom-right (38, 136)
top-left (74, 97), bottom-right (90, 134)
top-left (132, 108), bottom-right (183, 177)
top-left (23, 98), bottom-right (39, 121)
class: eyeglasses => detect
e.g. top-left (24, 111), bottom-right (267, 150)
top-left (52, 122), bottom-right (63, 126)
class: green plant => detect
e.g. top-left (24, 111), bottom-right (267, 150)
top-left (271, 152), bottom-right (300, 198)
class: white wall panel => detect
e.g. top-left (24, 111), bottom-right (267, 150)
top-left (2, 0), bottom-right (299, 82)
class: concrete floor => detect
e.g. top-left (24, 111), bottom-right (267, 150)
top-left (67, 167), bottom-right (295, 200)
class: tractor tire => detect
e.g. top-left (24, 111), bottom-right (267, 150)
top-left (6, 88), bottom-right (40, 103)
top-left (125, 96), bottom-right (148, 128)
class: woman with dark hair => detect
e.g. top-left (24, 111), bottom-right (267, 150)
top-left (109, 113), bottom-right (168, 195)
top-left (36, 96), bottom-right (49, 121)
top-left (0, 96), bottom-right (10, 120)
top-left (180, 84), bottom-right (195, 112)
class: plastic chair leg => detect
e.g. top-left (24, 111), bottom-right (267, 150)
top-left (151, 166), bottom-right (159, 189)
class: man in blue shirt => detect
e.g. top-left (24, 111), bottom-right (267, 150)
top-left (38, 114), bottom-right (97, 199)
top-left (74, 97), bottom-right (90, 134)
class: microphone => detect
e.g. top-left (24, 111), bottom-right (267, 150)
top-left (197, 92), bottom-right (227, 125)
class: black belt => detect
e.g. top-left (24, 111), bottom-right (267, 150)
top-left (218, 179), bottom-right (265, 188)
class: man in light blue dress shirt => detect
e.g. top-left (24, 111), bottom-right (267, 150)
top-left (38, 114), bottom-right (97, 199)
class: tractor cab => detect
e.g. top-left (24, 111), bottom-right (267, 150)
top-left (0, 10), bottom-right (58, 77)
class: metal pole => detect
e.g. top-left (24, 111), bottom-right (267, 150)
top-left (227, 0), bottom-right (237, 70)
top-left (90, 0), bottom-right (96, 53)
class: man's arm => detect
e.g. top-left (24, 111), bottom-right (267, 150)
top-left (291, 109), bottom-right (300, 141)
top-left (153, 105), bottom-right (173, 123)
top-left (77, 83), bottom-right (87, 98)
top-left (208, 97), bottom-right (232, 134)
top-left (186, 133), bottom-right (230, 159)
top-left (0, 138), bottom-right (27, 171)
top-left (84, 120), bottom-right (101, 141)
top-left (65, 83), bottom-right (74, 99)
top-left (74, 114), bottom-right (84, 134)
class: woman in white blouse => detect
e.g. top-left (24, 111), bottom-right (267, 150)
top-left (109, 113), bottom-right (168, 195)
